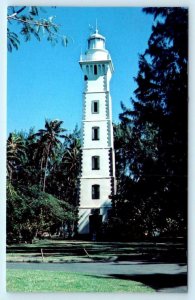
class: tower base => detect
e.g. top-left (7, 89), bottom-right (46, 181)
top-left (78, 206), bottom-right (111, 237)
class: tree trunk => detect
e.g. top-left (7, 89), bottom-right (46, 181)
top-left (42, 143), bottom-right (51, 192)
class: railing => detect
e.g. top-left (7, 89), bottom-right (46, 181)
top-left (80, 53), bottom-right (111, 62)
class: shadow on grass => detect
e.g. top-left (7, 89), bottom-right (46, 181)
top-left (83, 272), bottom-right (187, 291)
top-left (115, 261), bottom-right (187, 265)
top-left (7, 240), bottom-right (187, 266)
top-left (110, 273), bottom-right (187, 291)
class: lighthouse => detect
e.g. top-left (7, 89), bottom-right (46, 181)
top-left (78, 28), bottom-right (116, 237)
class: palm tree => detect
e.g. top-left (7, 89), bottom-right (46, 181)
top-left (34, 119), bottom-right (66, 192)
top-left (62, 135), bottom-right (81, 203)
top-left (63, 135), bottom-right (80, 174)
top-left (7, 132), bottom-right (26, 182)
top-left (46, 129), bottom-right (81, 204)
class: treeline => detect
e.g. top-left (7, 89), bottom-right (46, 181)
top-left (7, 121), bottom-right (80, 243)
top-left (7, 7), bottom-right (188, 243)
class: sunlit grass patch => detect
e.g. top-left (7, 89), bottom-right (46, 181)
top-left (7, 269), bottom-right (154, 292)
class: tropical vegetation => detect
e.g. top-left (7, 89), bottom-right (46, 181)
top-left (7, 121), bottom-right (80, 243)
top-left (7, 7), bottom-right (188, 243)
top-left (107, 7), bottom-right (188, 239)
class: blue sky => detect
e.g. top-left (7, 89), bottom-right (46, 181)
top-left (7, 7), bottom-right (154, 134)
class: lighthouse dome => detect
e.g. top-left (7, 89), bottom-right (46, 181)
top-left (81, 29), bottom-right (109, 62)
top-left (88, 29), bottom-right (106, 50)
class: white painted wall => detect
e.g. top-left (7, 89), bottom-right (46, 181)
top-left (82, 91), bottom-right (107, 120)
top-left (78, 209), bottom-right (90, 234)
top-left (78, 30), bottom-right (115, 235)
top-left (79, 178), bottom-right (112, 207)
top-left (82, 121), bottom-right (109, 148)
top-left (78, 206), bottom-right (111, 234)
top-left (81, 148), bottom-right (110, 178)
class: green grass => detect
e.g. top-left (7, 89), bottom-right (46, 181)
top-left (7, 239), bottom-right (186, 264)
top-left (7, 269), bottom-right (154, 292)
top-left (7, 252), bottom-right (98, 263)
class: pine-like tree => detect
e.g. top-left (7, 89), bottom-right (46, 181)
top-left (116, 7), bottom-right (188, 237)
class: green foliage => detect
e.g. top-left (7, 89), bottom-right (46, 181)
top-left (31, 119), bottom-right (66, 192)
top-left (47, 127), bottom-right (81, 205)
top-left (110, 7), bottom-right (188, 239)
top-left (7, 6), bottom-right (69, 52)
top-left (7, 29), bottom-right (20, 51)
top-left (7, 182), bottom-right (77, 243)
top-left (7, 120), bottom-right (80, 243)
top-left (7, 181), bottom-right (27, 241)
top-left (7, 132), bottom-right (26, 181)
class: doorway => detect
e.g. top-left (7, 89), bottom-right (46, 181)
top-left (89, 210), bottom-right (102, 240)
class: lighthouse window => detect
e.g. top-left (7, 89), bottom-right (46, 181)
top-left (92, 185), bottom-right (100, 199)
top-left (94, 65), bottom-right (98, 75)
top-left (92, 127), bottom-right (99, 140)
top-left (92, 100), bottom-right (99, 113)
top-left (92, 156), bottom-right (100, 170)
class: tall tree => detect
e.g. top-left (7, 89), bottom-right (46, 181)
top-left (33, 119), bottom-right (66, 192)
top-left (7, 132), bottom-right (26, 182)
top-left (47, 127), bottom-right (81, 205)
top-left (114, 7), bottom-right (188, 238)
top-left (7, 122), bottom-right (80, 243)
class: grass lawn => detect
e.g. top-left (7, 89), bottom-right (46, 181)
top-left (7, 238), bottom-right (187, 263)
top-left (7, 269), bottom-right (154, 292)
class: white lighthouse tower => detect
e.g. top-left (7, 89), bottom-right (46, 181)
top-left (78, 28), bottom-right (116, 237)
